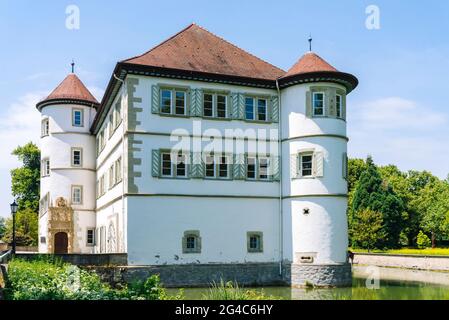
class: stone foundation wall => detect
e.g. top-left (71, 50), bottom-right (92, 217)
top-left (287, 263), bottom-right (352, 287)
top-left (89, 262), bottom-right (352, 288)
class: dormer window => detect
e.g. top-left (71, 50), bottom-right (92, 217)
top-left (312, 92), bottom-right (325, 116)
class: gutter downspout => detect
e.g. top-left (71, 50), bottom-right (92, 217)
top-left (113, 73), bottom-right (126, 254)
top-left (276, 79), bottom-right (283, 277)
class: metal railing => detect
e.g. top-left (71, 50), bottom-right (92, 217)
top-left (0, 250), bottom-right (12, 264)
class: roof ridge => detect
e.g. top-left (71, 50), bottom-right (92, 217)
top-left (121, 23), bottom-right (197, 63)
top-left (192, 23), bottom-right (285, 74)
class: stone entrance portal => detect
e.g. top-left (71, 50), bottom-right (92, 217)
top-left (47, 197), bottom-right (74, 253)
top-left (54, 232), bottom-right (68, 254)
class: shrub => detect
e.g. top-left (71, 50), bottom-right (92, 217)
top-left (416, 231), bottom-right (431, 249)
top-left (4, 258), bottom-right (181, 300)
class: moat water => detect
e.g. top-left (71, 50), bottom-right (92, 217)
top-left (167, 266), bottom-right (449, 300)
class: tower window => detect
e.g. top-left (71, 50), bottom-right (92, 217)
top-left (42, 159), bottom-right (50, 177)
top-left (71, 185), bottom-right (83, 204)
top-left (300, 153), bottom-right (313, 177)
top-left (72, 109), bottom-right (84, 127)
top-left (336, 94), bottom-right (342, 118)
top-left (312, 92), bottom-right (325, 116)
top-left (41, 118), bottom-right (49, 137)
top-left (71, 148), bottom-right (83, 167)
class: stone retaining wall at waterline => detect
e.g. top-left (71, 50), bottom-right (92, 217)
top-left (354, 253), bottom-right (449, 271)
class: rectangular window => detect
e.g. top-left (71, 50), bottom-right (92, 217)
top-left (186, 236), bottom-right (195, 249)
top-left (203, 93), bottom-right (213, 117)
top-left (257, 99), bottom-right (267, 121)
top-left (216, 95), bottom-right (227, 118)
top-left (247, 232), bottom-right (263, 253)
top-left (72, 109), bottom-right (84, 127)
top-left (245, 97), bottom-right (255, 120)
top-left (42, 159), bottom-right (50, 177)
top-left (176, 152), bottom-right (187, 177)
top-left (100, 175), bottom-right (105, 196)
top-left (87, 229), bottom-right (95, 246)
top-left (205, 155), bottom-right (215, 178)
top-left (259, 157), bottom-right (269, 180)
top-left (175, 91), bottom-right (186, 115)
top-left (336, 94), bottom-right (342, 118)
top-left (71, 185), bottom-right (82, 205)
top-left (161, 153), bottom-right (172, 177)
top-left (109, 113), bottom-right (114, 137)
top-left (160, 89), bottom-right (172, 114)
top-left (313, 92), bottom-right (325, 116)
top-left (218, 155), bottom-right (229, 178)
top-left (300, 153), bottom-right (313, 177)
top-left (72, 148), bottom-right (82, 167)
top-left (41, 118), bottom-right (49, 137)
top-left (246, 157), bottom-right (256, 179)
top-left (115, 102), bottom-right (122, 126)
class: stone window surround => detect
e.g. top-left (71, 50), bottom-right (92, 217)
top-left (71, 185), bottom-right (83, 205)
top-left (72, 108), bottom-right (84, 127)
top-left (159, 86), bottom-right (188, 116)
top-left (247, 231), bottom-right (263, 253)
top-left (160, 149), bottom-right (190, 179)
top-left (203, 90), bottom-right (229, 119)
top-left (291, 148), bottom-right (324, 180)
top-left (182, 230), bottom-right (201, 254)
top-left (245, 154), bottom-right (271, 181)
top-left (71, 147), bottom-right (83, 167)
top-left (306, 85), bottom-right (347, 120)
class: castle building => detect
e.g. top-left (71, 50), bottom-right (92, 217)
top-left (37, 24), bottom-right (358, 287)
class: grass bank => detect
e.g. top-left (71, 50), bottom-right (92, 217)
top-left (351, 248), bottom-right (449, 256)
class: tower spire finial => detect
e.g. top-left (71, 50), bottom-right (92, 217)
top-left (308, 34), bottom-right (312, 52)
top-left (71, 59), bottom-right (75, 73)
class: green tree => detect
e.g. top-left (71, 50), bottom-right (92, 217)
top-left (2, 208), bottom-right (39, 246)
top-left (0, 217), bottom-right (6, 239)
top-left (11, 142), bottom-right (40, 212)
top-left (350, 208), bottom-right (385, 251)
top-left (348, 158), bottom-right (367, 193)
top-left (351, 156), bottom-right (405, 248)
top-left (416, 230), bottom-right (431, 249)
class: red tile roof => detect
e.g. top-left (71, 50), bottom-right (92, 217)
top-left (123, 23), bottom-right (285, 81)
top-left (37, 73), bottom-right (99, 109)
top-left (282, 52), bottom-right (337, 78)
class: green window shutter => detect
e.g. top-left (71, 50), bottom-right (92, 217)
top-left (313, 151), bottom-right (324, 177)
top-left (151, 149), bottom-right (160, 177)
top-left (190, 89), bottom-right (203, 117)
top-left (151, 85), bottom-right (160, 114)
top-left (271, 155), bottom-right (281, 181)
top-left (190, 152), bottom-right (204, 178)
top-left (270, 96), bottom-right (279, 123)
top-left (305, 91), bottom-right (312, 118)
top-left (238, 94), bottom-right (245, 119)
top-left (233, 154), bottom-right (245, 179)
top-left (290, 154), bottom-right (298, 179)
top-left (342, 152), bottom-right (348, 179)
top-left (231, 93), bottom-right (240, 119)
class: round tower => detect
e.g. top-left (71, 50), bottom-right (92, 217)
top-left (279, 51), bottom-right (358, 287)
top-left (36, 71), bottom-right (99, 254)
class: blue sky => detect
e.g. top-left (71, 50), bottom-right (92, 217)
top-left (0, 0), bottom-right (448, 217)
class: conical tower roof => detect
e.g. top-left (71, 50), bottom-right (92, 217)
top-left (36, 73), bottom-right (99, 110)
top-left (283, 52), bottom-right (337, 78)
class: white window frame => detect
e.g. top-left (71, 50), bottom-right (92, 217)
top-left (72, 108), bottom-right (84, 127)
top-left (42, 159), bottom-right (50, 177)
top-left (109, 165), bottom-right (115, 189)
top-left (205, 154), bottom-right (216, 178)
top-left (41, 118), bottom-right (49, 137)
top-left (312, 92), bottom-right (325, 116)
top-left (203, 93), bottom-right (228, 118)
top-left (160, 88), bottom-right (187, 116)
top-left (217, 154), bottom-right (230, 179)
top-left (174, 151), bottom-right (188, 178)
top-left (246, 156), bottom-right (257, 180)
top-left (258, 156), bottom-right (270, 180)
top-left (71, 185), bottom-right (83, 205)
top-left (174, 90), bottom-right (187, 116)
top-left (115, 157), bottom-right (122, 183)
top-left (256, 98), bottom-right (268, 121)
top-left (161, 152), bottom-right (173, 177)
top-left (244, 97), bottom-right (255, 120)
top-left (299, 152), bottom-right (314, 177)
